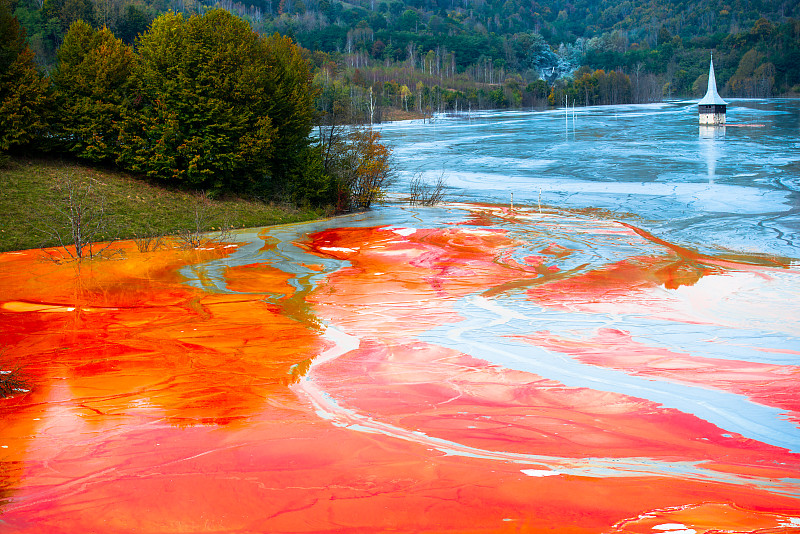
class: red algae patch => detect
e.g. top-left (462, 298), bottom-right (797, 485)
top-left (296, 211), bottom-right (800, 529)
top-left (306, 339), bottom-right (800, 467)
top-left (223, 262), bottom-right (295, 294)
top-left (611, 502), bottom-right (800, 533)
top-left (0, 240), bottom-right (326, 431)
top-left (303, 225), bottom-right (545, 338)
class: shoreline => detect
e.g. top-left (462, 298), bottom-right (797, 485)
top-left (0, 156), bottom-right (325, 254)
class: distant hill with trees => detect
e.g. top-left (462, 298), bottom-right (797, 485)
top-left (8, 0), bottom-right (800, 116)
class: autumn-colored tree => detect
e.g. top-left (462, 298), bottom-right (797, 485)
top-left (303, 70), bottom-right (398, 209)
top-left (0, 0), bottom-right (50, 162)
top-left (325, 128), bottom-right (393, 211)
top-left (50, 21), bottom-right (134, 162)
top-left (726, 48), bottom-right (776, 97)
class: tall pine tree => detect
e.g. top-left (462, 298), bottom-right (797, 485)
top-left (0, 0), bottom-right (50, 162)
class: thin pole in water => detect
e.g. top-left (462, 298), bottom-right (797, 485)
top-left (572, 101), bottom-right (576, 139)
top-left (565, 95), bottom-right (569, 137)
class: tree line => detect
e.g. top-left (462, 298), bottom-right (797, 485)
top-left (1, 1), bottom-right (393, 209)
top-left (253, 0), bottom-right (798, 105)
top-left (307, 11), bottom-right (797, 124)
top-left (10, 0), bottom-right (799, 108)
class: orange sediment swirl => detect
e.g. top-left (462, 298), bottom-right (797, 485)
top-left (0, 214), bottom-right (798, 533)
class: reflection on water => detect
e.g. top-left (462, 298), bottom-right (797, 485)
top-left (699, 125), bottom-right (725, 184)
top-left (1, 102), bottom-right (800, 532)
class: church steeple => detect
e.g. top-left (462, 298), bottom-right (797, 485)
top-left (699, 55), bottom-right (727, 125)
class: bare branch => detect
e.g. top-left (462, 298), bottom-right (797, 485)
top-left (175, 193), bottom-right (233, 249)
top-left (31, 171), bottom-right (116, 263)
top-left (409, 171), bottom-right (448, 206)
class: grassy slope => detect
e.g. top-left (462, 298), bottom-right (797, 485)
top-left (0, 157), bottom-right (326, 253)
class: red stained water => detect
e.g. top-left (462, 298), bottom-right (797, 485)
top-left (1, 210), bottom-right (799, 532)
top-left (310, 339), bottom-right (800, 471)
top-left (515, 328), bottom-right (800, 425)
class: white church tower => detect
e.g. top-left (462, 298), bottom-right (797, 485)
top-left (698, 56), bottom-right (727, 125)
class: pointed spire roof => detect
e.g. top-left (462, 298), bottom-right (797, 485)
top-left (699, 55), bottom-right (727, 106)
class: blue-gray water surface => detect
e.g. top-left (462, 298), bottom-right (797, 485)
top-left (377, 99), bottom-right (800, 260)
top-left (185, 101), bottom-right (800, 460)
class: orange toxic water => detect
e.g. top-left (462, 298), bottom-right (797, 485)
top-left (1, 205), bottom-right (799, 533)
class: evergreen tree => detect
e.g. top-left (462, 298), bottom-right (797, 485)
top-left (0, 0), bottom-right (50, 162)
top-left (116, 4), bottom-right (151, 45)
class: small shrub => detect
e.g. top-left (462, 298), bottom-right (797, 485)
top-left (409, 171), bottom-right (447, 206)
top-left (133, 231), bottom-right (167, 253)
top-left (0, 367), bottom-right (29, 398)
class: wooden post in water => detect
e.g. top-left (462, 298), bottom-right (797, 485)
top-left (565, 95), bottom-right (569, 137)
top-left (564, 96), bottom-right (575, 134)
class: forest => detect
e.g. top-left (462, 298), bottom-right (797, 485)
top-left (2, 2), bottom-right (395, 208)
top-left (8, 0), bottom-right (800, 120)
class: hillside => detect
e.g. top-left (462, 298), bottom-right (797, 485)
top-left (10, 0), bottom-right (800, 116)
top-left (0, 158), bottom-right (323, 253)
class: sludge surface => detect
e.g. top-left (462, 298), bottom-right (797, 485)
top-left (1, 204), bottom-right (799, 532)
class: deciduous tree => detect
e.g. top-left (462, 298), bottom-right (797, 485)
top-left (117, 10), bottom-right (285, 194)
top-left (260, 32), bottom-right (317, 192)
top-left (50, 20), bottom-right (134, 162)
top-left (325, 128), bottom-right (393, 211)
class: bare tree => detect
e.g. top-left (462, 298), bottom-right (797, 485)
top-left (133, 229), bottom-right (167, 253)
top-left (33, 172), bottom-right (115, 262)
top-left (367, 86), bottom-right (375, 127)
top-left (176, 193), bottom-right (232, 249)
top-left (409, 171), bottom-right (447, 206)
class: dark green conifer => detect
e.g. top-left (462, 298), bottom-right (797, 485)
top-left (0, 0), bottom-right (50, 162)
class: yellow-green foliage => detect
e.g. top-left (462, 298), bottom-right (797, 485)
top-left (50, 21), bottom-right (135, 163)
top-left (116, 10), bottom-right (315, 196)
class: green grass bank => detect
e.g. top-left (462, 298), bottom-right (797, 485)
top-left (0, 157), bottom-right (326, 253)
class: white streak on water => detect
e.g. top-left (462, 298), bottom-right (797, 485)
top-left (174, 204), bottom-right (800, 494)
top-left (376, 100), bottom-right (800, 258)
top-left (420, 295), bottom-right (800, 453)
top-left (290, 326), bottom-right (800, 494)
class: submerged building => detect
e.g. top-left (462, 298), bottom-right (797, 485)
top-left (699, 57), bottom-right (727, 125)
